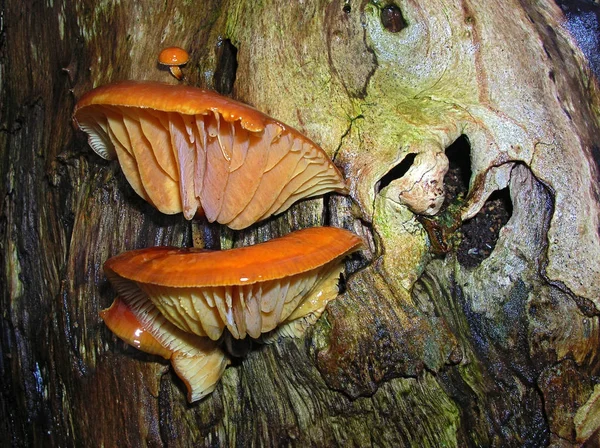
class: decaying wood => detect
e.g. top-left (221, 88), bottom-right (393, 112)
top-left (1, 0), bottom-right (599, 446)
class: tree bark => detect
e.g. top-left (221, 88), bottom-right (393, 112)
top-left (2, 0), bottom-right (600, 446)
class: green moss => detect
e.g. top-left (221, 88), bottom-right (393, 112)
top-left (373, 195), bottom-right (430, 291)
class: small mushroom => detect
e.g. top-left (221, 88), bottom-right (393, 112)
top-left (101, 227), bottom-right (362, 401)
top-left (100, 296), bottom-right (229, 401)
top-left (73, 81), bottom-right (347, 229)
top-left (158, 46), bottom-right (189, 80)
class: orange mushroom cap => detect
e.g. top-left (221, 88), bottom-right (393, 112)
top-left (158, 46), bottom-right (189, 66)
top-left (74, 81), bottom-right (267, 131)
top-left (104, 227), bottom-right (363, 341)
top-left (158, 47), bottom-right (189, 80)
top-left (105, 227), bottom-right (362, 287)
top-left (73, 81), bottom-right (348, 229)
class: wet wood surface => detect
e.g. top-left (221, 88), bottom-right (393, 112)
top-left (2, 0), bottom-right (600, 446)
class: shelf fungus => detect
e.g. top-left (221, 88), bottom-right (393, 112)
top-left (100, 227), bottom-right (363, 401)
top-left (73, 81), bottom-right (347, 229)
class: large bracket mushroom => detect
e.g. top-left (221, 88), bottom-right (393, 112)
top-left (73, 81), bottom-right (347, 229)
top-left (100, 227), bottom-right (362, 401)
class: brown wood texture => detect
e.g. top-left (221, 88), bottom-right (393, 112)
top-left (2, 0), bottom-right (600, 446)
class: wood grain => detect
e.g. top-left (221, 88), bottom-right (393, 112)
top-left (2, 0), bottom-right (600, 446)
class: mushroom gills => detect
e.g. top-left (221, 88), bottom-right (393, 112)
top-left (128, 259), bottom-right (344, 341)
top-left (262, 263), bottom-right (344, 343)
top-left (74, 86), bottom-right (347, 229)
top-left (168, 112), bottom-right (201, 219)
top-left (100, 227), bottom-right (363, 402)
top-left (100, 293), bottom-right (229, 402)
top-left (76, 112), bottom-right (115, 159)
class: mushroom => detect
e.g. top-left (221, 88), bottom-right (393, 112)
top-left (100, 226), bottom-right (362, 401)
top-left (158, 46), bottom-right (189, 80)
top-left (100, 296), bottom-right (229, 401)
top-left (73, 81), bottom-right (347, 229)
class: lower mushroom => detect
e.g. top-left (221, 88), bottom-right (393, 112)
top-left (100, 227), bottom-right (363, 401)
top-left (100, 297), bottom-right (229, 401)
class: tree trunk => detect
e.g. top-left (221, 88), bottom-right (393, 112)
top-left (2, 0), bottom-right (600, 446)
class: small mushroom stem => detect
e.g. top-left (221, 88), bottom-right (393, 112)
top-left (191, 220), bottom-right (205, 249)
top-left (169, 66), bottom-right (184, 81)
top-left (191, 216), bottom-right (223, 249)
top-left (223, 333), bottom-right (253, 357)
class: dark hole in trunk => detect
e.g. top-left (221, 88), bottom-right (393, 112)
top-left (457, 187), bottom-right (513, 268)
top-left (214, 39), bottom-right (238, 95)
top-left (381, 4), bottom-right (407, 33)
top-left (376, 153), bottom-right (416, 194)
top-left (443, 134), bottom-right (472, 208)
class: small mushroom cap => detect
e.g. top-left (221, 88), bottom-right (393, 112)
top-left (104, 227), bottom-right (362, 287)
top-left (158, 46), bottom-right (189, 66)
top-left (104, 227), bottom-right (363, 340)
top-left (73, 81), bottom-right (348, 229)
